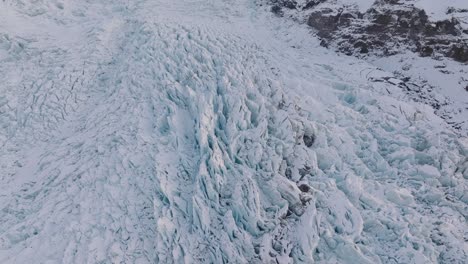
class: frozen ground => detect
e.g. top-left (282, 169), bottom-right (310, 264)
top-left (0, 0), bottom-right (467, 263)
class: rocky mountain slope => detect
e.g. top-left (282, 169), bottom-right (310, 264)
top-left (268, 0), bottom-right (468, 135)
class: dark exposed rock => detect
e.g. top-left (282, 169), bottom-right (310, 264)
top-left (450, 44), bottom-right (468, 62)
top-left (282, 0), bottom-right (297, 9)
top-left (307, 10), bottom-right (339, 38)
top-left (420, 46), bottom-right (433, 57)
top-left (320, 39), bottom-right (329, 47)
top-left (301, 1), bottom-right (468, 62)
top-left (303, 133), bottom-right (315, 147)
top-left (271, 0), bottom-right (298, 10)
top-left (371, 11), bottom-right (394, 26)
top-left (447, 7), bottom-right (468, 14)
top-left (271, 5), bottom-right (283, 16)
top-left (337, 11), bottom-right (358, 26)
top-left (298, 184), bottom-right (311, 192)
top-left (354, 41), bottom-right (369, 54)
top-left (303, 0), bottom-right (327, 10)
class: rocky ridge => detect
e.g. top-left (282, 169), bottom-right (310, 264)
top-left (269, 0), bottom-right (468, 61)
top-left (267, 0), bottom-right (468, 135)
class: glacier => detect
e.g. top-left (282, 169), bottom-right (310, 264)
top-left (0, 0), bottom-right (467, 263)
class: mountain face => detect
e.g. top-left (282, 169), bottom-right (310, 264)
top-left (270, 0), bottom-right (468, 60)
top-left (1, 0), bottom-right (467, 263)
top-left (307, 0), bottom-right (467, 61)
top-left (269, 0), bottom-right (468, 135)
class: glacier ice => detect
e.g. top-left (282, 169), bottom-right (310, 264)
top-left (0, 0), bottom-right (467, 263)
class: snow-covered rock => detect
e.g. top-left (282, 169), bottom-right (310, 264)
top-left (267, 0), bottom-right (468, 135)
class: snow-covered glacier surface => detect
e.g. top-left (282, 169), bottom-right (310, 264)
top-left (0, 0), bottom-right (467, 263)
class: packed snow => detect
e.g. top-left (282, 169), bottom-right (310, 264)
top-left (0, 0), bottom-right (467, 263)
top-left (415, 0), bottom-right (468, 21)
